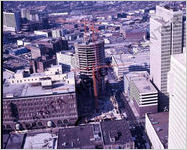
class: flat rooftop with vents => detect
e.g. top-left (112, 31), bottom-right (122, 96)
top-left (145, 112), bottom-right (169, 149)
top-left (100, 120), bottom-right (134, 149)
top-left (57, 123), bottom-right (103, 149)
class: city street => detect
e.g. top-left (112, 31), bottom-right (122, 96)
top-left (107, 69), bottom-right (151, 149)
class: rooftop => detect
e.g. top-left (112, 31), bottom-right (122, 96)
top-left (125, 71), bottom-right (149, 80)
top-left (147, 112), bottom-right (169, 148)
top-left (162, 4), bottom-right (180, 12)
top-left (24, 132), bottom-right (56, 149)
top-left (132, 77), bottom-right (157, 94)
top-left (75, 39), bottom-right (104, 46)
top-left (57, 124), bottom-right (102, 149)
top-left (150, 14), bottom-right (170, 25)
top-left (100, 120), bottom-right (133, 145)
top-left (5, 133), bottom-right (26, 149)
top-left (3, 134), bottom-right (10, 149)
top-left (56, 50), bottom-right (74, 56)
top-left (112, 52), bottom-right (150, 67)
top-left (3, 72), bottom-right (75, 98)
top-left (172, 51), bottom-right (186, 67)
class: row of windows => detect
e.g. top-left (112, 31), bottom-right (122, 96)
top-left (11, 78), bottom-right (39, 83)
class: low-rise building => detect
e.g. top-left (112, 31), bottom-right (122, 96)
top-left (9, 47), bottom-right (30, 56)
top-left (24, 132), bottom-right (57, 149)
top-left (57, 119), bottom-right (134, 149)
top-left (52, 29), bottom-right (62, 38)
top-left (3, 133), bottom-right (26, 149)
top-left (124, 71), bottom-right (158, 117)
top-left (111, 52), bottom-right (150, 79)
top-left (34, 30), bottom-right (52, 38)
top-left (57, 123), bottom-right (103, 149)
top-left (145, 112), bottom-right (169, 149)
top-left (124, 71), bottom-right (149, 94)
top-left (56, 51), bottom-right (75, 73)
top-left (3, 66), bottom-right (78, 132)
top-left (101, 120), bottom-right (134, 149)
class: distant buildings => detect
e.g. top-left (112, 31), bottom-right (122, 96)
top-left (3, 12), bottom-right (21, 32)
top-left (150, 5), bottom-right (184, 111)
top-left (30, 56), bottom-right (56, 73)
top-left (21, 8), bottom-right (39, 22)
top-left (52, 29), bottom-right (62, 38)
top-left (145, 112), bottom-right (169, 149)
top-left (112, 52), bottom-right (150, 79)
top-left (56, 51), bottom-right (75, 73)
top-left (34, 30), bottom-right (52, 38)
top-left (121, 28), bottom-right (147, 42)
top-left (26, 37), bottom-right (68, 73)
top-left (3, 66), bottom-right (78, 131)
top-left (9, 47), bottom-right (29, 56)
top-left (124, 71), bottom-right (158, 117)
top-left (167, 51), bottom-right (186, 149)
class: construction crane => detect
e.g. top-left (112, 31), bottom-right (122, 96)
top-left (57, 18), bottom-right (108, 110)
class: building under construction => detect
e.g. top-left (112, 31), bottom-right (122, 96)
top-left (75, 39), bottom-right (106, 101)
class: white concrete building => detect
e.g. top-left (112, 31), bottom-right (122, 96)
top-left (167, 51), bottom-right (186, 149)
top-left (52, 29), bottom-right (62, 38)
top-left (127, 72), bottom-right (158, 117)
top-left (150, 5), bottom-right (183, 111)
top-left (3, 12), bottom-right (21, 32)
top-left (34, 30), bottom-right (51, 37)
top-left (145, 112), bottom-right (169, 149)
top-left (112, 54), bottom-right (131, 78)
top-left (124, 71), bottom-right (149, 94)
top-left (8, 65), bottom-right (75, 87)
top-left (56, 51), bottom-right (75, 72)
top-left (112, 52), bottom-right (150, 79)
top-left (183, 21), bottom-right (186, 48)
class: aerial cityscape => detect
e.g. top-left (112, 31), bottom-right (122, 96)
top-left (2, 1), bottom-right (186, 149)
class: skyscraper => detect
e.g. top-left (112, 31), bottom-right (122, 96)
top-left (150, 5), bottom-right (183, 111)
top-left (75, 39), bottom-right (106, 97)
top-left (182, 21), bottom-right (186, 48)
top-left (167, 50), bottom-right (186, 149)
top-left (75, 39), bottom-right (105, 77)
top-left (3, 12), bottom-right (21, 32)
top-left (21, 8), bottom-right (27, 19)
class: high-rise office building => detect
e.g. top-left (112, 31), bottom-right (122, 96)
top-left (3, 12), bottom-right (21, 32)
top-left (21, 9), bottom-right (39, 22)
top-left (75, 39), bottom-right (106, 96)
top-left (75, 39), bottom-right (105, 77)
top-left (167, 51), bottom-right (186, 149)
top-left (150, 5), bottom-right (183, 111)
top-left (21, 8), bottom-right (27, 19)
top-left (182, 21), bottom-right (186, 48)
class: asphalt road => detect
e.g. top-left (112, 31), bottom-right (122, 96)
top-left (107, 69), bottom-right (151, 149)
